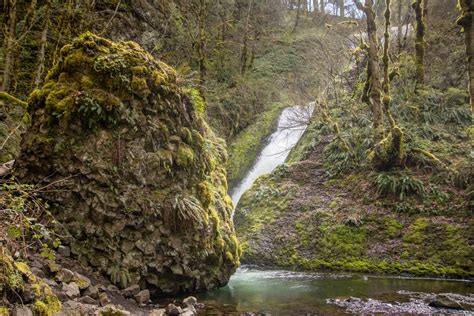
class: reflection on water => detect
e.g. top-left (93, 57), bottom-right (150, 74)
top-left (195, 267), bottom-right (474, 315)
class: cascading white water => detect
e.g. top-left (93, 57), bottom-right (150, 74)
top-left (230, 105), bottom-right (313, 208)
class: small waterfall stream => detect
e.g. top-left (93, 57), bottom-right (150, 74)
top-left (230, 105), bottom-right (312, 208)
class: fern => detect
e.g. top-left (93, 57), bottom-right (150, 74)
top-left (375, 173), bottom-right (425, 200)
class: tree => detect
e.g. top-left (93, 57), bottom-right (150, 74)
top-left (339, 0), bottom-right (345, 17)
top-left (412, 0), bottom-right (426, 85)
top-left (458, 0), bottom-right (474, 115)
top-left (293, 0), bottom-right (302, 32)
top-left (397, 0), bottom-right (403, 53)
top-left (354, 0), bottom-right (384, 139)
top-left (1, 0), bottom-right (18, 92)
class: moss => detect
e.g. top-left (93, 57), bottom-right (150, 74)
top-left (188, 88), bottom-right (206, 114)
top-left (226, 103), bottom-right (286, 185)
top-left (176, 144), bottom-right (195, 167)
top-left (0, 247), bottom-right (61, 314)
top-left (384, 218), bottom-right (403, 238)
top-left (0, 92), bottom-right (28, 107)
top-left (0, 307), bottom-right (8, 316)
top-left (402, 217), bottom-right (429, 244)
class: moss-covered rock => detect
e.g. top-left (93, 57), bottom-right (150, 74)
top-left (0, 247), bottom-right (61, 315)
top-left (14, 32), bottom-right (239, 294)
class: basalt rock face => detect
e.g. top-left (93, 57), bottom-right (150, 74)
top-left (15, 32), bottom-right (240, 294)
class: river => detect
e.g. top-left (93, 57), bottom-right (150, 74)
top-left (197, 106), bottom-right (474, 315)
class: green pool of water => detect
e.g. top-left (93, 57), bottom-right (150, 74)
top-left (194, 267), bottom-right (473, 315)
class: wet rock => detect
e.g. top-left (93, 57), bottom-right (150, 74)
top-left (78, 295), bottom-right (98, 305)
top-left (122, 284), bottom-right (140, 298)
top-left (58, 245), bottom-right (71, 257)
top-left (148, 309), bottom-right (166, 316)
top-left (57, 268), bottom-right (75, 283)
top-left (62, 282), bottom-right (81, 299)
top-left (11, 307), bottom-right (33, 316)
top-left (428, 295), bottom-right (463, 310)
top-left (166, 303), bottom-right (183, 315)
top-left (134, 289), bottom-right (150, 304)
top-left (183, 296), bottom-right (197, 307)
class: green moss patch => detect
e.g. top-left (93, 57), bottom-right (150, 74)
top-left (226, 104), bottom-right (286, 186)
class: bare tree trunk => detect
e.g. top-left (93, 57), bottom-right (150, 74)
top-left (293, 0), bottom-right (302, 32)
top-left (355, 0), bottom-right (384, 139)
top-left (33, 7), bottom-right (50, 89)
top-left (340, 0), bottom-right (345, 17)
top-left (458, 0), bottom-right (474, 115)
top-left (412, 0), bottom-right (426, 85)
top-left (383, 0), bottom-right (391, 95)
top-left (320, 0), bottom-right (325, 14)
top-left (1, 0), bottom-right (18, 92)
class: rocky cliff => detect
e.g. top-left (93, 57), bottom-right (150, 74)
top-left (14, 32), bottom-right (240, 295)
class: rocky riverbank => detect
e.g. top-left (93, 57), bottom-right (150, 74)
top-left (327, 291), bottom-right (474, 314)
top-left (1, 245), bottom-right (207, 315)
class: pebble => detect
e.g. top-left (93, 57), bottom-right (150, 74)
top-left (58, 245), bottom-right (71, 257)
top-left (148, 309), bottom-right (166, 316)
top-left (62, 282), bottom-right (80, 299)
top-left (57, 268), bottom-right (75, 283)
top-left (134, 289), bottom-right (150, 305)
top-left (11, 307), bottom-right (33, 316)
top-left (166, 303), bottom-right (183, 315)
top-left (122, 284), bottom-right (141, 298)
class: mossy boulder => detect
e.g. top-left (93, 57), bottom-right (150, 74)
top-left (14, 32), bottom-right (240, 294)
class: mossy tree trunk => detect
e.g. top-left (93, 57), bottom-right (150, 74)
top-left (355, 0), bottom-right (385, 140)
top-left (412, 0), bottom-right (426, 85)
top-left (240, 0), bottom-right (253, 74)
top-left (458, 0), bottom-right (474, 116)
top-left (1, 0), bottom-right (17, 92)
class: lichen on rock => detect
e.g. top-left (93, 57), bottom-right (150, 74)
top-left (14, 32), bottom-right (240, 294)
